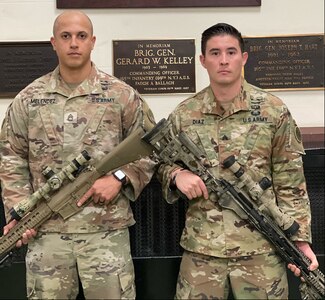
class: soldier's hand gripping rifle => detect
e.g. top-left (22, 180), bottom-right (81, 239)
top-left (0, 126), bottom-right (154, 265)
top-left (142, 118), bottom-right (325, 300)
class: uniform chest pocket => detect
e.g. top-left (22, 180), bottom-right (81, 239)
top-left (82, 104), bottom-right (122, 146)
top-left (184, 123), bottom-right (219, 167)
top-left (37, 105), bottom-right (60, 146)
top-left (236, 124), bottom-right (262, 166)
top-left (82, 106), bottom-right (107, 145)
top-left (236, 123), bottom-right (275, 179)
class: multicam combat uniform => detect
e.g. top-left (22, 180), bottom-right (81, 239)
top-left (0, 63), bottom-right (156, 299)
top-left (158, 79), bottom-right (312, 299)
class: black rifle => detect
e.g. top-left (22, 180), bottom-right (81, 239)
top-left (142, 118), bottom-right (325, 300)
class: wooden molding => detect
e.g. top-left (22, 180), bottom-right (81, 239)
top-left (57, 0), bottom-right (261, 8)
top-left (300, 127), bottom-right (324, 149)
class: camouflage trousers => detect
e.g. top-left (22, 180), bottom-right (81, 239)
top-left (175, 250), bottom-right (288, 299)
top-left (26, 228), bottom-right (135, 299)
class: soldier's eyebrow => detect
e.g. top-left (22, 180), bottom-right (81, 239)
top-left (59, 31), bottom-right (89, 36)
top-left (209, 47), bottom-right (220, 52)
top-left (209, 47), bottom-right (238, 52)
top-left (77, 31), bottom-right (88, 35)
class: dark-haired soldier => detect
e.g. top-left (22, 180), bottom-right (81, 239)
top-left (158, 23), bottom-right (318, 299)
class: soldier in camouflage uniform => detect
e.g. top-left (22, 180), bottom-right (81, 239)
top-left (158, 23), bottom-right (318, 299)
top-left (0, 10), bottom-right (156, 299)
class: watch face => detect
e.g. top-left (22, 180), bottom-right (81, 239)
top-left (114, 170), bottom-right (126, 180)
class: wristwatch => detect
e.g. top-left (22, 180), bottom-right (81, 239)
top-left (113, 170), bottom-right (127, 185)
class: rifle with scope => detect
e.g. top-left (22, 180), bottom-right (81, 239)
top-left (0, 126), bottom-right (153, 265)
top-left (142, 118), bottom-right (325, 300)
top-left (1, 117), bottom-right (324, 299)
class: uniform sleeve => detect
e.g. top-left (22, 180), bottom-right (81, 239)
top-left (271, 105), bottom-right (312, 243)
top-left (0, 96), bottom-right (33, 220)
top-left (118, 90), bottom-right (157, 201)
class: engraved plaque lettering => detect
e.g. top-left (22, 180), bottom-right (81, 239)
top-left (243, 35), bottom-right (324, 90)
top-left (113, 39), bottom-right (195, 94)
top-left (0, 42), bottom-right (58, 98)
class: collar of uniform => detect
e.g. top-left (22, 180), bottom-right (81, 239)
top-left (201, 86), bottom-right (218, 114)
top-left (229, 80), bottom-right (250, 113)
top-left (44, 63), bottom-right (103, 97)
top-left (201, 80), bottom-right (250, 116)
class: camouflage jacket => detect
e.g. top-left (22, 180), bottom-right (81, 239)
top-left (0, 63), bottom-right (156, 233)
top-left (158, 79), bottom-right (312, 258)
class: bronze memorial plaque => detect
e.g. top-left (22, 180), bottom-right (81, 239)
top-left (243, 35), bottom-right (324, 90)
top-left (0, 42), bottom-right (58, 98)
top-left (113, 39), bottom-right (195, 94)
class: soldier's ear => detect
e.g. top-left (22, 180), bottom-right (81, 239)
top-left (200, 54), bottom-right (207, 69)
top-left (50, 37), bottom-right (56, 51)
top-left (91, 36), bottom-right (96, 50)
top-left (242, 52), bottom-right (248, 67)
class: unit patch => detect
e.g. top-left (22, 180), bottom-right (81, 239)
top-left (294, 124), bottom-right (302, 143)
